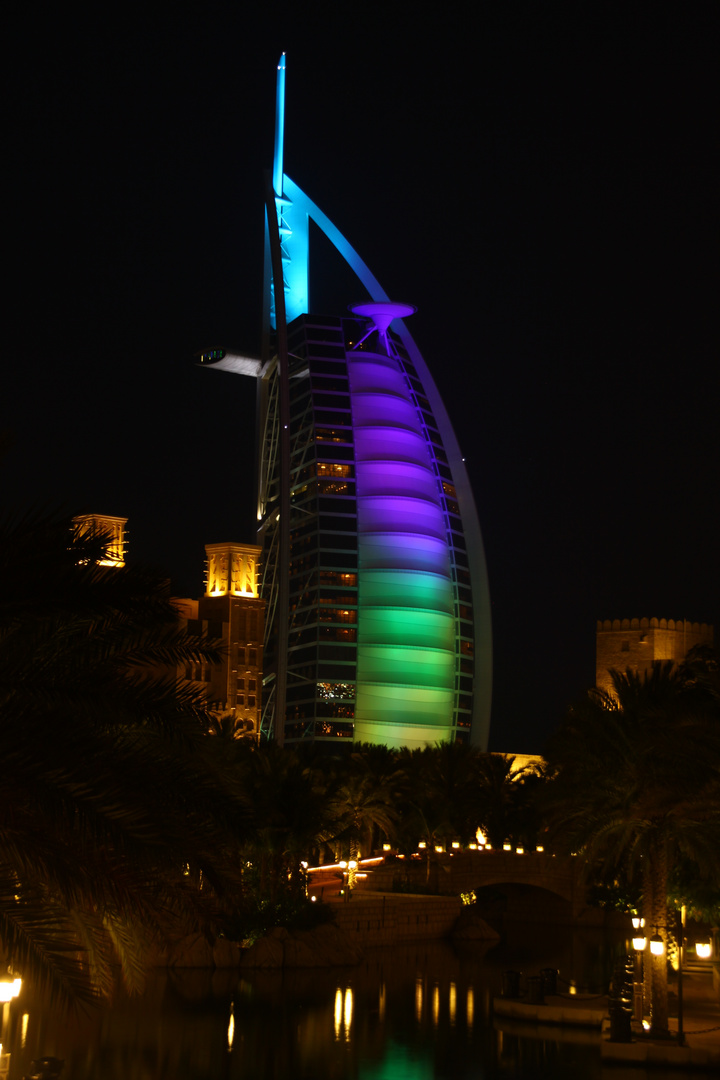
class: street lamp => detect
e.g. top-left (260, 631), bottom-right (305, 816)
top-left (649, 929), bottom-right (665, 956)
top-left (0, 980), bottom-right (21, 1004)
top-left (632, 917), bottom-right (646, 951)
top-left (676, 905), bottom-right (687, 1047)
top-left (631, 925), bottom-right (646, 1023)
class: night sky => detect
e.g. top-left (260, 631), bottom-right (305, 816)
top-left (6, 5), bottom-right (719, 753)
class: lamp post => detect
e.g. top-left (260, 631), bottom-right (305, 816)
top-left (641, 917), bottom-right (686, 1046)
top-left (631, 919), bottom-right (646, 1024)
top-left (676, 905), bottom-right (686, 1047)
top-left (0, 973), bottom-right (21, 1065)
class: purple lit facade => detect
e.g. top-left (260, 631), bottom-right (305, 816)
top-left (251, 307), bottom-right (488, 749)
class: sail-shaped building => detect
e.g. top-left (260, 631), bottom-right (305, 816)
top-left (201, 55), bottom-right (491, 750)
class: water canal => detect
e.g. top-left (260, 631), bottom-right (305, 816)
top-left (2, 924), bottom-right (714, 1079)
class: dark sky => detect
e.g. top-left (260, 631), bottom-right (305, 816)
top-left (6, 4), bottom-right (719, 753)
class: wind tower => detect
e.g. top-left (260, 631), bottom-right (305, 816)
top-left (200, 55), bottom-right (492, 750)
top-left (72, 513), bottom-right (127, 567)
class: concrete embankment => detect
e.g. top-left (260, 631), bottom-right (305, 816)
top-left (236, 892), bottom-right (498, 967)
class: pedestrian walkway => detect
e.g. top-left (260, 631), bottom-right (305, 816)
top-left (494, 970), bottom-right (720, 1070)
top-left (601, 970), bottom-right (719, 1069)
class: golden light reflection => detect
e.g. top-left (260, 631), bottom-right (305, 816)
top-left (467, 986), bottom-right (474, 1030)
top-left (379, 983), bottom-right (386, 1022)
top-left (415, 978), bottom-right (423, 1022)
top-left (333, 987), bottom-right (353, 1042)
top-left (227, 1003), bottom-right (235, 1051)
top-left (449, 982), bottom-right (457, 1026)
top-left (344, 987), bottom-right (353, 1040)
top-left (334, 988), bottom-right (343, 1040)
top-left (432, 983), bottom-right (439, 1026)
top-left (21, 1014), bottom-right (28, 1048)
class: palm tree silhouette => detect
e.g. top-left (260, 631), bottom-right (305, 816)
top-left (0, 510), bottom-right (250, 1002)
top-left (544, 660), bottom-right (720, 1036)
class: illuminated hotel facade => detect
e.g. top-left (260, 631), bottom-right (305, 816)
top-left (201, 56), bottom-right (491, 750)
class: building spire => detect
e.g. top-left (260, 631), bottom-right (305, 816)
top-left (272, 52), bottom-right (286, 198)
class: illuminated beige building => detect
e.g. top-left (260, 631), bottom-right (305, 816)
top-left (596, 617), bottom-right (713, 697)
top-left (73, 513), bottom-right (127, 566)
top-left (174, 542), bottom-right (265, 739)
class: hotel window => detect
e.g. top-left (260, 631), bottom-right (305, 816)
top-left (317, 462), bottom-right (354, 478)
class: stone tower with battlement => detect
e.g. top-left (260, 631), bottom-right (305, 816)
top-left (73, 513), bottom-right (127, 567)
top-left (173, 542), bottom-right (265, 739)
top-left (596, 617), bottom-right (714, 696)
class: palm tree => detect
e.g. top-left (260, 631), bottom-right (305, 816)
top-left (324, 747), bottom-right (400, 885)
top-left (544, 661), bottom-right (720, 1037)
top-left (238, 741), bottom-right (331, 904)
top-left (0, 510), bottom-right (251, 1002)
top-left (471, 753), bottom-right (522, 848)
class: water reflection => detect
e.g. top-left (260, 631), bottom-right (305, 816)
top-left (2, 926), bottom-right (715, 1079)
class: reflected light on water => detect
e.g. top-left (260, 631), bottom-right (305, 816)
top-left (334, 988), bottom-right (343, 1040)
top-left (227, 1001), bottom-right (234, 1051)
top-left (9, 930), bottom-right (621, 1078)
top-left (334, 987), bottom-right (353, 1042)
top-left (344, 987), bottom-right (353, 1041)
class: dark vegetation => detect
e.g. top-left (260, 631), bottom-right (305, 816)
top-left (2, 508), bottom-right (718, 1027)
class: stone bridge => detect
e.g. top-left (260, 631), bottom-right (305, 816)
top-left (351, 850), bottom-right (588, 920)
